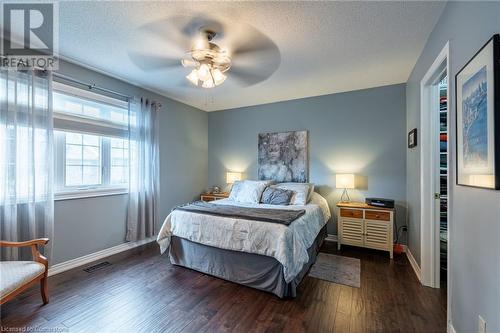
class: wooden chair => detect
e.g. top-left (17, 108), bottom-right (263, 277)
top-left (0, 238), bottom-right (50, 305)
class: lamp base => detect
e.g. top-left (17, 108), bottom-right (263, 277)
top-left (340, 188), bottom-right (351, 202)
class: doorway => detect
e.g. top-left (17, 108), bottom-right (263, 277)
top-left (420, 42), bottom-right (450, 292)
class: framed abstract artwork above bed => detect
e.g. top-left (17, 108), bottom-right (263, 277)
top-left (258, 130), bottom-right (308, 183)
top-left (456, 34), bottom-right (500, 190)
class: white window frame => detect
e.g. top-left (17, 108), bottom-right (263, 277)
top-left (53, 82), bottom-right (130, 200)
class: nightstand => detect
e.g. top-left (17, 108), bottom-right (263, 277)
top-left (337, 202), bottom-right (394, 258)
top-left (200, 192), bottom-right (229, 202)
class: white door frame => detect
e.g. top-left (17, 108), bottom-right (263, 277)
top-left (420, 41), bottom-right (450, 289)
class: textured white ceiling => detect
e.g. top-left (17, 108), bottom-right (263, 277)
top-left (58, 1), bottom-right (445, 111)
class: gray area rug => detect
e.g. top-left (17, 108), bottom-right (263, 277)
top-left (308, 253), bottom-right (361, 288)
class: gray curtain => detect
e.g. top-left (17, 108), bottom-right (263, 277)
top-left (126, 98), bottom-right (159, 241)
top-left (0, 70), bottom-right (54, 261)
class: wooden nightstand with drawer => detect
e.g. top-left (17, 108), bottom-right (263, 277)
top-left (337, 202), bottom-right (394, 258)
top-left (200, 192), bottom-right (229, 202)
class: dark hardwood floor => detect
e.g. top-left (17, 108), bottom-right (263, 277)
top-left (1, 241), bottom-right (447, 332)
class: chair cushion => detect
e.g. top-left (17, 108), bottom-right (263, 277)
top-left (0, 261), bottom-right (45, 298)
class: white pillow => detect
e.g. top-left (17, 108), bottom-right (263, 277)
top-left (229, 180), bottom-right (272, 204)
top-left (272, 183), bottom-right (314, 205)
top-left (309, 192), bottom-right (331, 222)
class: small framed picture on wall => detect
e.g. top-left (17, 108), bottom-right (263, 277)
top-left (408, 128), bottom-right (417, 148)
top-left (456, 34), bottom-right (500, 189)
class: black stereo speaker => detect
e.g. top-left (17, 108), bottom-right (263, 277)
top-left (365, 197), bottom-right (395, 209)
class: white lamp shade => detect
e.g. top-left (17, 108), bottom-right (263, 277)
top-left (202, 79), bottom-right (215, 88)
top-left (226, 172), bottom-right (242, 184)
top-left (212, 68), bottom-right (227, 86)
top-left (186, 70), bottom-right (199, 86)
top-left (336, 174), bottom-right (355, 189)
top-left (197, 64), bottom-right (211, 82)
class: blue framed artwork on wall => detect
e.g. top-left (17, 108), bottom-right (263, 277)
top-left (456, 34), bottom-right (500, 189)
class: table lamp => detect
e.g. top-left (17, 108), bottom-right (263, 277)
top-left (336, 174), bottom-right (355, 202)
top-left (226, 172), bottom-right (242, 191)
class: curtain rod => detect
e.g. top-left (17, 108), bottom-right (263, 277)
top-left (53, 72), bottom-right (134, 101)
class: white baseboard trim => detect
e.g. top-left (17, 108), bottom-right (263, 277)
top-left (448, 322), bottom-right (457, 333)
top-left (406, 247), bottom-right (421, 282)
top-left (49, 236), bottom-right (156, 277)
top-left (325, 234), bottom-right (338, 242)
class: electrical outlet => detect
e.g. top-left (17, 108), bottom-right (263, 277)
top-left (478, 315), bottom-right (486, 333)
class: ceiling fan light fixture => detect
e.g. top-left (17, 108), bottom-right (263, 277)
top-left (193, 37), bottom-right (210, 51)
top-left (212, 68), bottom-right (226, 86)
top-left (198, 64), bottom-right (211, 82)
top-left (202, 79), bottom-right (215, 89)
top-left (180, 29), bottom-right (235, 88)
top-left (186, 69), bottom-right (199, 86)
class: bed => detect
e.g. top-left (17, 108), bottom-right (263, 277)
top-left (157, 187), bottom-right (331, 298)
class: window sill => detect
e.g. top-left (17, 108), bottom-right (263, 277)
top-left (55, 188), bottom-right (128, 201)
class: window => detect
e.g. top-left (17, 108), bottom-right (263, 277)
top-left (53, 82), bottom-right (131, 198)
top-left (110, 138), bottom-right (129, 185)
top-left (64, 132), bottom-right (102, 186)
top-left (53, 90), bottom-right (129, 126)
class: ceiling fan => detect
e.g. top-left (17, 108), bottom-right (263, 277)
top-left (128, 15), bottom-right (281, 89)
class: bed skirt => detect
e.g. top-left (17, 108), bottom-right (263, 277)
top-left (168, 225), bottom-right (327, 298)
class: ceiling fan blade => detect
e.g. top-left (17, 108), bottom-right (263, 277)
top-left (140, 15), bottom-right (225, 52)
top-left (229, 52), bottom-right (281, 87)
top-left (232, 40), bottom-right (276, 58)
top-left (226, 25), bottom-right (280, 57)
top-left (128, 51), bottom-right (180, 71)
top-left (138, 18), bottom-right (192, 53)
top-left (176, 15), bottom-right (225, 40)
top-left (223, 24), bottom-right (281, 87)
top-left (229, 64), bottom-right (277, 87)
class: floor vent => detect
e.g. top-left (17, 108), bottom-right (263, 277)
top-left (83, 261), bottom-right (112, 273)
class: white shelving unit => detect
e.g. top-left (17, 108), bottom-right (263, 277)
top-left (438, 76), bottom-right (448, 278)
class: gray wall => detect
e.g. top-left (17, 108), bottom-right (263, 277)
top-left (405, 2), bottom-right (500, 332)
top-left (208, 84), bottom-right (407, 235)
top-left (52, 60), bottom-right (208, 264)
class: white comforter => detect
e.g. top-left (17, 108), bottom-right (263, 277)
top-left (157, 192), bottom-right (331, 283)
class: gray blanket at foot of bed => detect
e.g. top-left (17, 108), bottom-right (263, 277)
top-left (168, 225), bottom-right (327, 298)
top-left (174, 201), bottom-right (305, 226)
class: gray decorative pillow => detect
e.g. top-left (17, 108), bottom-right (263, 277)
top-left (272, 183), bottom-right (312, 205)
top-left (260, 187), bottom-right (294, 205)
